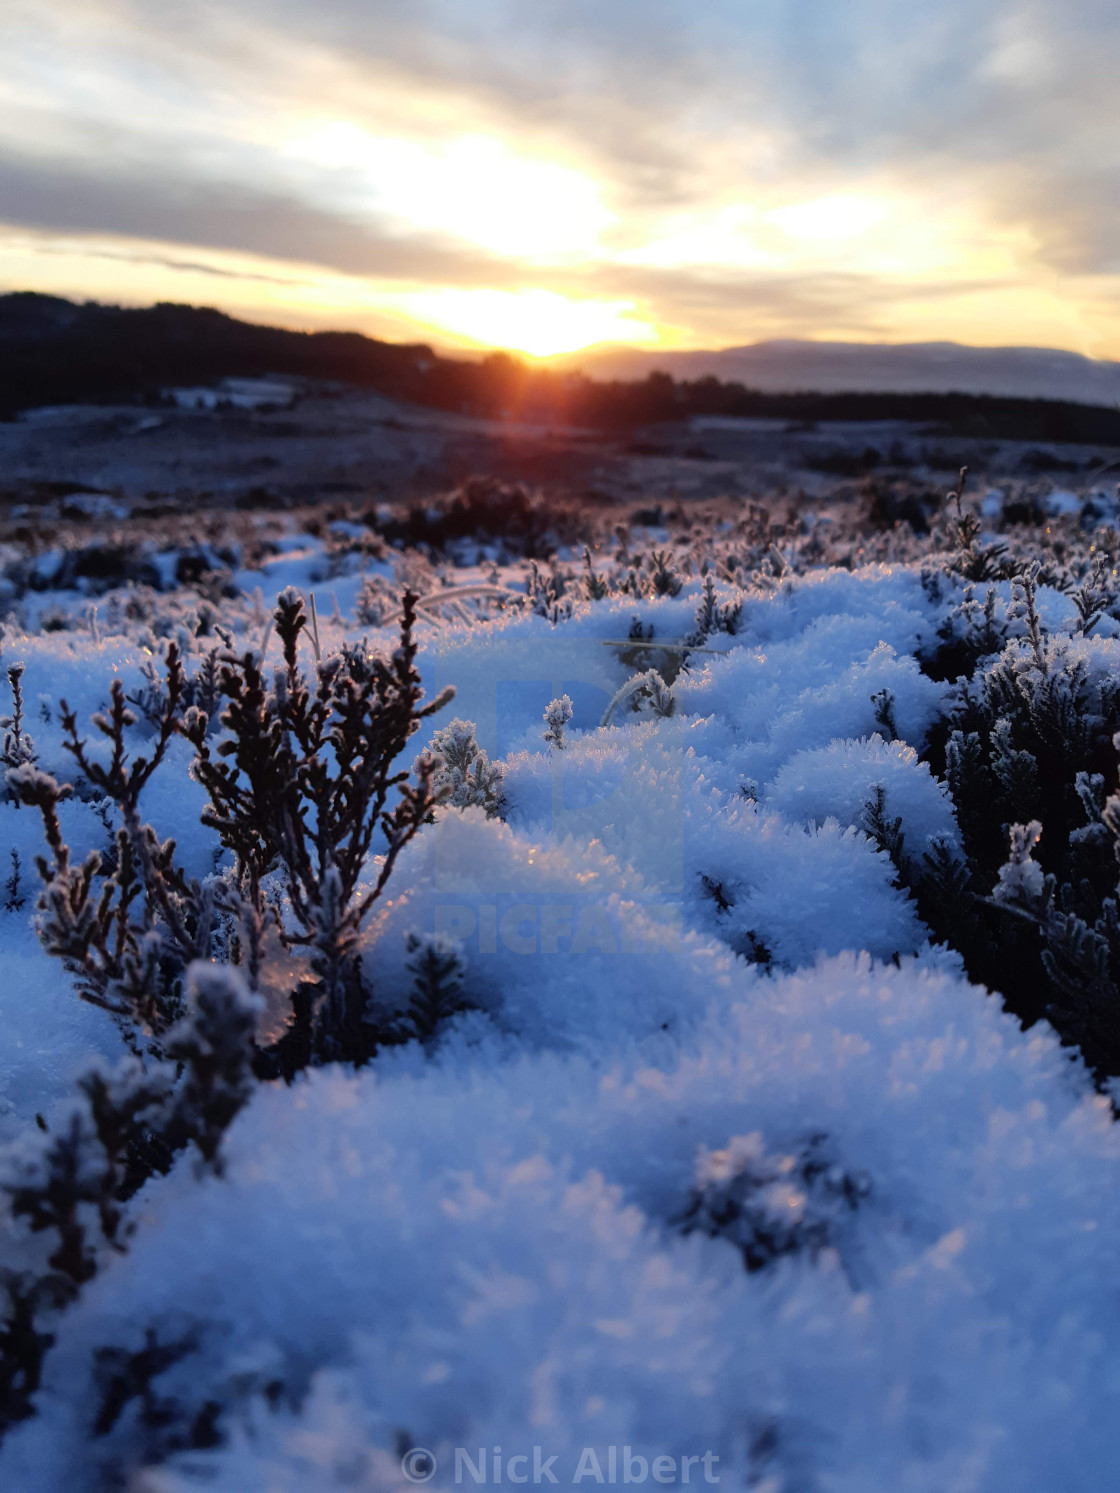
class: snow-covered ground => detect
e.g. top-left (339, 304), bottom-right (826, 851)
top-left (2, 486), bottom-right (1120, 1490)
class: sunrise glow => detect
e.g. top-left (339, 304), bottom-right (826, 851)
top-left (4, 1), bottom-right (1120, 359)
top-left (403, 288), bottom-right (661, 358)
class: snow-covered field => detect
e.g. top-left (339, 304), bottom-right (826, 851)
top-left (3, 475), bottom-right (1120, 1490)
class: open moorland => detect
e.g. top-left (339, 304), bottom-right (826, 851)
top-left (3, 359), bottom-right (1120, 1488)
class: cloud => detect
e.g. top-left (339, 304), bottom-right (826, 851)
top-left (0, 152), bottom-right (514, 286)
top-left (3, 0), bottom-right (1120, 346)
top-left (0, 143), bottom-right (994, 340)
top-left (18, 241), bottom-right (305, 286)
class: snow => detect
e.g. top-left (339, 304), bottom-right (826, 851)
top-left (9, 956), bottom-right (1120, 1493)
top-left (1045, 488), bottom-right (1082, 517)
top-left (168, 379), bottom-right (295, 412)
top-left (764, 734), bottom-right (958, 849)
top-left (3, 524), bottom-right (1120, 1490)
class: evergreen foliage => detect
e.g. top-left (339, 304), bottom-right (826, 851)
top-left (687, 573), bottom-right (742, 647)
top-left (542, 694), bottom-right (573, 750)
top-left (646, 549), bottom-right (684, 598)
top-left (429, 718), bottom-right (505, 816)
top-left (908, 554), bottom-right (1120, 1068)
top-left (396, 933), bottom-right (468, 1045)
top-left (7, 590), bottom-right (454, 1074)
top-left (1, 663), bottom-right (36, 794)
top-left (7, 652), bottom-right (214, 1044)
top-left (678, 1132), bottom-right (870, 1278)
top-left (941, 466), bottom-right (1008, 582)
top-left (581, 546), bottom-right (609, 602)
top-left (183, 587), bottom-right (453, 1071)
top-left (526, 561), bottom-right (571, 624)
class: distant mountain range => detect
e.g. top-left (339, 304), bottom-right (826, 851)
top-left (561, 340), bottom-right (1120, 409)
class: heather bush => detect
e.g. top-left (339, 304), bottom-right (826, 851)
top-left (678, 1131), bottom-right (871, 1280)
top-left (395, 932), bottom-right (469, 1045)
top-left (0, 584), bottom-right (459, 1441)
top-left (8, 651), bottom-right (214, 1045)
top-left (938, 466), bottom-right (1009, 582)
top-left (1, 662), bottom-right (36, 795)
top-left (526, 559), bottom-right (572, 624)
top-left (902, 557), bottom-right (1120, 1070)
top-left (429, 717), bottom-right (504, 816)
top-left (181, 587), bottom-right (453, 1070)
top-left (0, 962), bottom-right (258, 1433)
top-left (6, 585), bottom-right (461, 1078)
top-left (542, 694), bottom-right (573, 749)
top-left (686, 572), bottom-right (741, 646)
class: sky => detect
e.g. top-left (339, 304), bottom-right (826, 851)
top-left (3, 0), bottom-right (1120, 360)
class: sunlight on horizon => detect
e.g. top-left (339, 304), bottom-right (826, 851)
top-left (5, 223), bottom-right (1117, 362)
top-left (401, 288), bottom-right (661, 358)
top-left (0, 228), bottom-right (675, 359)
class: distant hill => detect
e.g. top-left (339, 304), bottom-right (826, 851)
top-left (4, 293), bottom-right (1120, 448)
top-left (561, 339), bottom-right (1120, 409)
top-left (0, 292), bottom-right (451, 418)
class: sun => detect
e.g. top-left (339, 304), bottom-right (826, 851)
top-left (403, 287), bottom-right (661, 359)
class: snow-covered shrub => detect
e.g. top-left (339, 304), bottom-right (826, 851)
top-left (1, 663), bottom-right (36, 788)
top-left (542, 694), bottom-right (573, 749)
top-left (689, 801), bottom-right (927, 967)
top-left (926, 579), bottom-right (1007, 681)
top-left (7, 654), bottom-right (216, 1043)
top-left (0, 963), bottom-right (259, 1435)
top-left (526, 561), bottom-right (571, 624)
top-left (645, 548), bottom-right (684, 598)
top-left (160, 965), bottom-right (262, 1176)
top-left (678, 1130), bottom-right (870, 1277)
top-left (765, 734), bottom-right (957, 851)
top-left (686, 572), bottom-right (741, 645)
top-left (600, 669), bottom-right (674, 726)
top-left (982, 794), bottom-right (1120, 1075)
top-left (429, 718), bottom-right (504, 816)
top-left (184, 587), bottom-right (454, 1071)
top-left (938, 465), bottom-right (1009, 582)
top-left (353, 572), bottom-right (395, 628)
top-left (7, 588), bottom-right (454, 1074)
top-left (1066, 549), bottom-right (1117, 638)
top-left (913, 563), bottom-right (1120, 1069)
top-left (581, 546), bottom-right (609, 601)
